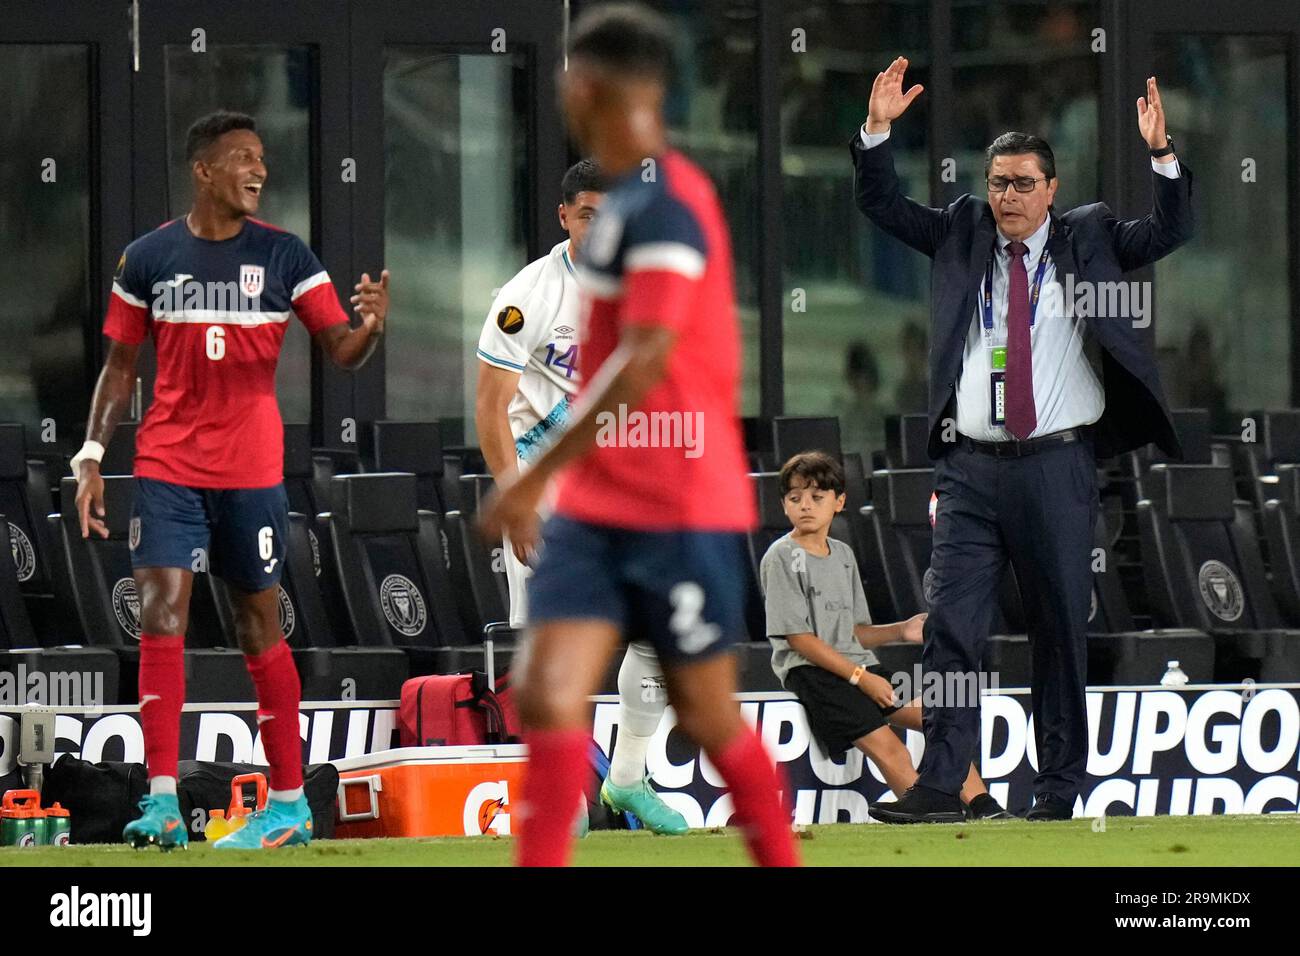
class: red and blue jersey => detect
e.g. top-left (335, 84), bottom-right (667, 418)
top-left (556, 150), bottom-right (756, 532)
top-left (103, 218), bottom-right (348, 489)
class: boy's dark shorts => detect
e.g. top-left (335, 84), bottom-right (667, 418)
top-left (527, 514), bottom-right (748, 665)
top-left (129, 476), bottom-right (289, 592)
top-left (785, 663), bottom-right (902, 755)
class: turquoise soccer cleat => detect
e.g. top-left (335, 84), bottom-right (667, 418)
top-left (123, 794), bottom-right (189, 850)
top-left (600, 776), bottom-right (689, 836)
top-left (212, 796), bottom-right (313, 850)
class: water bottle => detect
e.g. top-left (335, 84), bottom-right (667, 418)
top-left (203, 808), bottom-right (230, 842)
top-left (1160, 660), bottom-right (1189, 686)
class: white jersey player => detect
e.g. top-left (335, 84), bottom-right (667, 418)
top-left (474, 160), bottom-right (687, 835)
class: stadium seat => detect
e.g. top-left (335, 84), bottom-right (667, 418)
top-left (323, 473), bottom-right (472, 673)
top-left (367, 420), bottom-right (446, 513)
top-left (97, 422), bottom-right (138, 476)
top-left (0, 646), bottom-right (121, 707)
top-left (56, 477), bottom-right (226, 649)
top-left (1260, 463), bottom-right (1300, 626)
top-left (1137, 463), bottom-right (1300, 681)
top-left (456, 475), bottom-right (513, 635)
top-left (0, 424), bottom-right (59, 599)
top-left (0, 517), bottom-right (37, 649)
top-left (884, 413), bottom-right (931, 469)
top-left (284, 422), bottom-right (353, 643)
top-left (772, 415), bottom-right (842, 462)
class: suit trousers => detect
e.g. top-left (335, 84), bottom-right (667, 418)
top-left (917, 432), bottom-right (1098, 804)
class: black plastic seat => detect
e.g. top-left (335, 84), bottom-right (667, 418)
top-left (772, 416), bottom-right (842, 462)
top-left (323, 473), bottom-right (468, 664)
top-left (884, 413), bottom-right (931, 469)
top-left (368, 420), bottom-right (446, 513)
top-left (1137, 463), bottom-right (1300, 681)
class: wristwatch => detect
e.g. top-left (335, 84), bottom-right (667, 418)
top-left (1150, 134), bottom-right (1176, 158)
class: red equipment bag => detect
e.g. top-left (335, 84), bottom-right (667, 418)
top-left (398, 671), bottom-right (516, 747)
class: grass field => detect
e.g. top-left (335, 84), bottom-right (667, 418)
top-left (3, 815), bottom-right (1297, 866)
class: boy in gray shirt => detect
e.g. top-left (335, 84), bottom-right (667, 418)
top-left (761, 451), bottom-right (1009, 820)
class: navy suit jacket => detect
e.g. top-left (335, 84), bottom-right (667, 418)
top-left (850, 135), bottom-right (1195, 461)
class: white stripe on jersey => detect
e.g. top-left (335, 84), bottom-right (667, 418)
top-left (112, 282), bottom-right (147, 309)
top-left (153, 310), bottom-right (292, 325)
top-left (624, 241), bottom-right (706, 279)
top-left (291, 270), bottom-right (332, 300)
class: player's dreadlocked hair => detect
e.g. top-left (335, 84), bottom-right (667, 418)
top-left (561, 159), bottom-right (606, 204)
top-left (186, 110), bottom-right (257, 161)
top-left (567, 2), bottom-right (676, 85)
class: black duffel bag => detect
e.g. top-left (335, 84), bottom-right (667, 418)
top-left (42, 756), bottom-right (338, 844)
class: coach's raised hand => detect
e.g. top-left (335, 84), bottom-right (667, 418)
top-left (1137, 75), bottom-right (1173, 156)
top-left (866, 56), bottom-right (924, 135)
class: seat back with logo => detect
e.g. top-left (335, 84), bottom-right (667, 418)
top-left (0, 517), bottom-right (37, 648)
top-left (325, 473), bottom-right (464, 648)
top-left (369, 421), bottom-right (445, 513)
top-left (1137, 464), bottom-right (1278, 631)
top-left (0, 424), bottom-right (53, 595)
top-left (57, 477), bottom-right (227, 647)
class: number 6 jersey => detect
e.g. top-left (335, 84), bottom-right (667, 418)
top-left (102, 217), bottom-right (350, 489)
top-left (476, 240), bottom-right (582, 463)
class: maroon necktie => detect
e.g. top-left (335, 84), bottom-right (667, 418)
top-left (1004, 240), bottom-right (1037, 439)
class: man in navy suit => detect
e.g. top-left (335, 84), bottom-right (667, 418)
top-left (854, 58), bottom-right (1193, 822)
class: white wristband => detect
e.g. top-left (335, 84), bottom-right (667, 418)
top-left (69, 440), bottom-right (105, 479)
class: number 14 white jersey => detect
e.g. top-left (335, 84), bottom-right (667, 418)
top-left (476, 239), bottom-right (581, 463)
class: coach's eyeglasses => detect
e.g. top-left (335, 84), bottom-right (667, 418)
top-left (987, 176), bottom-right (1048, 194)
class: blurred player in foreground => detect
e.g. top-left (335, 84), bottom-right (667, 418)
top-left (475, 159), bottom-right (688, 835)
top-left (73, 111), bottom-right (389, 850)
top-left (481, 3), bottom-right (798, 866)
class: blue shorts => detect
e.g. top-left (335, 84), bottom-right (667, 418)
top-left (526, 515), bottom-right (749, 664)
top-left (129, 476), bottom-right (289, 592)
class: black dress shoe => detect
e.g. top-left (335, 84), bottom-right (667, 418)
top-left (965, 793), bottom-right (1015, 820)
top-left (1025, 793), bottom-right (1074, 821)
top-left (869, 784), bottom-right (966, 824)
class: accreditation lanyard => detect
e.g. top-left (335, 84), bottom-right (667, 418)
top-left (984, 241), bottom-right (1050, 427)
top-left (981, 241), bottom-right (1052, 346)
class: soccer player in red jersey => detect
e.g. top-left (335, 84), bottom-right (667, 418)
top-left (481, 3), bottom-right (798, 867)
top-left (72, 111), bottom-right (388, 850)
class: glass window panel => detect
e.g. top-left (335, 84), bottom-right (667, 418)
top-left (0, 45), bottom-right (92, 441)
top-left (639, 0), bottom-right (761, 415)
top-left (782, 1), bottom-right (931, 460)
top-left (1150, 34), bottom-right (1289, 429)
top-left (165, 45), bottom-right (314, 423)
top-left (383, 49), bottom-right (529, 438)
top-left (951, 1), bottom-right (1100, 211)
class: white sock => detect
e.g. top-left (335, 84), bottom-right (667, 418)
top-left (609, 728), bottom-right (653, 788)
top-left (269, 787), bottom-right (304, 803)
top-left (150, 775), bottom-right (177, 796)
top-left (610, 642), bottom-right (668, 788)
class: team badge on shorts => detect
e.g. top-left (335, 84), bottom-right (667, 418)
top-left (129, 517), bottom-right (141, 551)
top-left (240, 264), bottom-right (265, 298)
top-left (379, 573), bottom-right (427, 637)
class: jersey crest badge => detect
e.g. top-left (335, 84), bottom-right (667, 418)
top-left (240, 264), bottom-right (265, 298)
